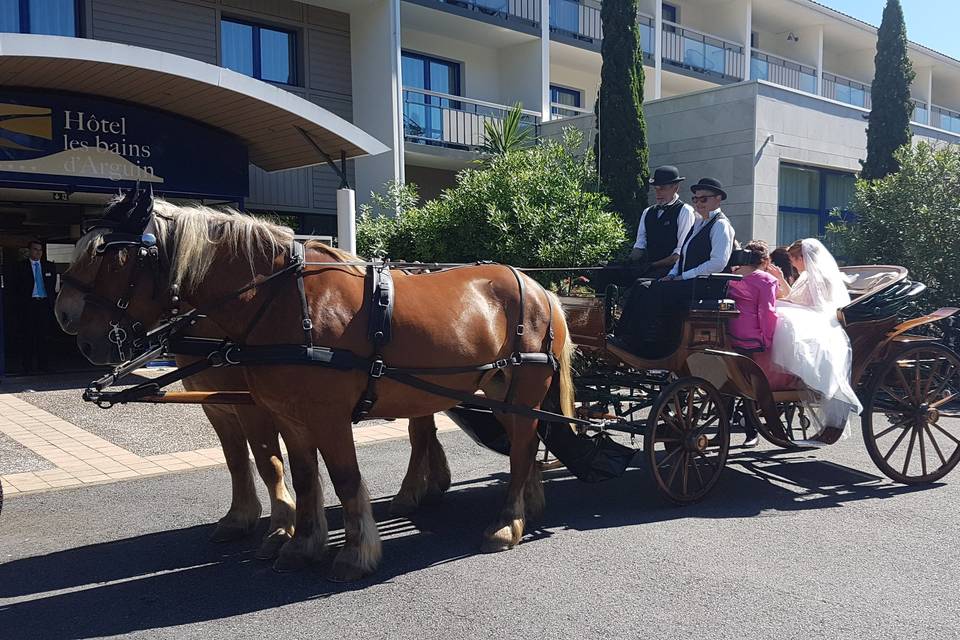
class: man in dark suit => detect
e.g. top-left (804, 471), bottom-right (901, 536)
top-left (14, 240), bottom-right (58, 374)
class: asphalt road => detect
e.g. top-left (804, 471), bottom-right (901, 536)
top-left (1, 429), bottom-right (958, 640)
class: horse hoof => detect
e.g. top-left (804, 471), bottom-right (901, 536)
top-left (255, 529), bottom-right (293, 561)
top-left (421, 487), bottom-right (445, 505)
top-left (389, 494), bottom-right (420, 517)
top-left (209, 521), bottom-right (255, 543)
top-left (480, 521), bottom-right (522, 554)
top-left (327, 548), bottom-right (373, 583)
top-left (272, 548), bottom-right (311, 573)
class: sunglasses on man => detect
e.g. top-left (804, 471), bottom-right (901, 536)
top-left (691, 194), bottom-right (720, 203)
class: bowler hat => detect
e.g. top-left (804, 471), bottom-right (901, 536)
top-left (690, 177), bottom-right (727, 200)
top-left (649, 165), bottom-right (685, 186)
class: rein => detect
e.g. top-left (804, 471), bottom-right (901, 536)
top-left (81, 225), bottom-right (589, 427)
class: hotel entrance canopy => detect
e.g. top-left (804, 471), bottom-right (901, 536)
top-left (0, 33), bottom-right (388, 180)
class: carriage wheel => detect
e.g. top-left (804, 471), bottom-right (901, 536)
top-left (738, 398), bottom-right (812, 449)
top-left (644, 377), bottom-right (730, 504)
top-left (862, 344), bottom-right (960, 484)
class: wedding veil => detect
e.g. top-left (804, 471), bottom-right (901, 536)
top-left (799, 238), bottom-right (851, 312)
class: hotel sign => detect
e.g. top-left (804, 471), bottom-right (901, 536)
top-left (0, 90), bottom-right (248, 198)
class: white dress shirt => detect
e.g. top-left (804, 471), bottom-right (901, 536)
top-left (668, 208), bottom-right (736, 280)
top-left (633, 194), bottom-right (696, 256)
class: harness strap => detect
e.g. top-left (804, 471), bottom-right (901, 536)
top-left (292, 241), bottom-right (314, 348)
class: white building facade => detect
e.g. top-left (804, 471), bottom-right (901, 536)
top-left (345, 0), bottom-right (960, 245)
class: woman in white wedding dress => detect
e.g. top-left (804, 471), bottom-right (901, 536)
top-left (766, 238), bottom-right (864, 439)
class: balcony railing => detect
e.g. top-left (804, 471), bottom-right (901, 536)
top-left (638, 12), bottom-right (654, 58)
top-left (931, 104), bottom-right (960, 133)
top-left (822, 71), bottom-right (871, 109)
top-left (402, 87), bottom-right (541, 151)
top-left (431, 0), bottom-right (540, 25)
top-left (551, 101), bottom-right (592, 119)
top-left (912, 98), bottom-right (929, 125)
top-left (661, 21), bottom-right (744, 80)
top-left (550, 0), bottom-right (601, 42)
top-left (751, 49), bottom-right (816, 94)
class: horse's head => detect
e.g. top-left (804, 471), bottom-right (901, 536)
top-left (60, 186), bottom-right (176, 365)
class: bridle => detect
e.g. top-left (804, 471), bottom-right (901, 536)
top-left (63, 216), bottom-right (181, 359)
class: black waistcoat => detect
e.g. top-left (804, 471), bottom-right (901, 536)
top-left (677, 212), bottom-right (727, 274)
top-left (643, 200), bottom-right (686, 263)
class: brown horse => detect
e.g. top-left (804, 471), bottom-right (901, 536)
top-left (56, 217), bottom-right (451, 558)
top-left (66, 191), bottom-right (575, 580)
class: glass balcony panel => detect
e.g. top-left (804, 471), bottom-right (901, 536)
top-left (639, 22), bottom-right (653, 56)
top-left (798, 71), bottom-right (816, 94)
top-left (704, 42), bottom-right (726, 75)
top-left (751, 58), bottom-right (769, 81)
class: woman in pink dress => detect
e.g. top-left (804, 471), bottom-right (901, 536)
top-left (726, 241), bottom-right (782, 447)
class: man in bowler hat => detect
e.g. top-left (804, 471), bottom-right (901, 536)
top-left (629, 165), bottom-right (696, 279)
top-left (613, 177), bottom-right (736, 357)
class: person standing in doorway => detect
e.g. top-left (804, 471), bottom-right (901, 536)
top-left (15, 240), bottom-right (57, 374)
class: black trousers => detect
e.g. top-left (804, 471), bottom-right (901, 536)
top-left (589, 260), bottom-right (672, 291)
top-left (22, 298), bottom-right (52, 372)
top-left (615, 279), bottom-right (697, 357)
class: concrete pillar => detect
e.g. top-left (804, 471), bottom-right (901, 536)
top-left (540, 0), bottom-right (551, 121)
top-left (654, 0), bottom-right (662, 99)
top-left (351, 0), bottom-right (404, 210)
top-left (743, 0), bottom-right (752, 81)
top-left (815, 25), bottom-right (824, 95)
top-left (337, 188), bottom-right (357, 254)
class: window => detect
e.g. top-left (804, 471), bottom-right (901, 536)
top-left (662, 2), bottom-right (678, 32)
top-left (550, 85), bottom-right (582, 118)
top-left (401, 51), bottom-right (461, 144)
top-left (662, 2), bottom-right (678, 23)
top-left (0, 0), bottom-right (77, 36)
top-left (221, 18), bottom-right (296, 85)
top-left (777, 164), bottom-right (856, 246)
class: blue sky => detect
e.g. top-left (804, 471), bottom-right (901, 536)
top-left (821, 0), bottom-right (959, 61)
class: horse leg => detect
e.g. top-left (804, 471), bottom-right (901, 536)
top-left (318, 422), bottom-right (382, 582)
top-left (480, 413), bottom-right (541, 553)
top-left (234, 406), bottom-right (297, 560)
top-left (273, 429), bottom-right (328, 572)
top-left (205, 405), bottom-right (262, 542)
top-left (390, 415), bottom-right (449, 516)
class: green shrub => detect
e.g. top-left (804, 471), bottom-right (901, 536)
top-left (357, 128), bottom-right (626, 270)
top-left (827, 142), bottom-right (960, 309)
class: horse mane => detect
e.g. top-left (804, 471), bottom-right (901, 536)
top-left (304, 240), bottom-right (365, 276)
top-left (150, 198), bottom-right (294, 293)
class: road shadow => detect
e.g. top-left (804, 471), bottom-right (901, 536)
top-left (0, 450), bottom-right (941, 639)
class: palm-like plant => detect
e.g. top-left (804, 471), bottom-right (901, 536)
top-left (478, 103), bottom-right (533, 158)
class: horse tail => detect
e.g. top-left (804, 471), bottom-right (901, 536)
top-left (546, 290), bottom-right (576, 419)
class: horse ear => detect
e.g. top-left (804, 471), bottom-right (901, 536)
top-left (128, 184), bottom-right (154, 230)
top-left (105, 184), bottom-right (138, 221)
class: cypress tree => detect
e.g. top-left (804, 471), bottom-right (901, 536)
top-left (861, 0), bottom-right (915, 180)
top-left (594, 0), bottom-right (648, 235)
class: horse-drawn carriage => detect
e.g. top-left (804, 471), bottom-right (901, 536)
top-left (446, 266), bottom-right (960, 504)
top-left (58, 188), bottom-right (960, 577)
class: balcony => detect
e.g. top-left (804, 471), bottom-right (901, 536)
top-left (751, 49), bottom-right (816, 94)
top-left (402, 87), bottom-right (541, 151)
top-left (822, 71), bottom-right (871, 109)
top-left (661, 21), bottom-right (744, 81)
top-left (551, 101), bottom-right (592, 119)
top-left (548, 3), bottom-right (654, 59)
top-left (931, 104), bottom-right (960, 133)
top-left (912, 98), bottom-right (929, 125)
top-left (412, 0), bottom-right (540, 28)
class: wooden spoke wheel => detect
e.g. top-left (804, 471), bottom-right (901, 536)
top-left (862, 344), bottom-right (960, 484)
top-left (644, 377), bottom-right (730, 504)
top-left (738, 398), bottom-right (813, 449)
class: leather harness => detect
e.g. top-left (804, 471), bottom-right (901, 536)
top-left (81, 236), bottom-right (585, 427)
